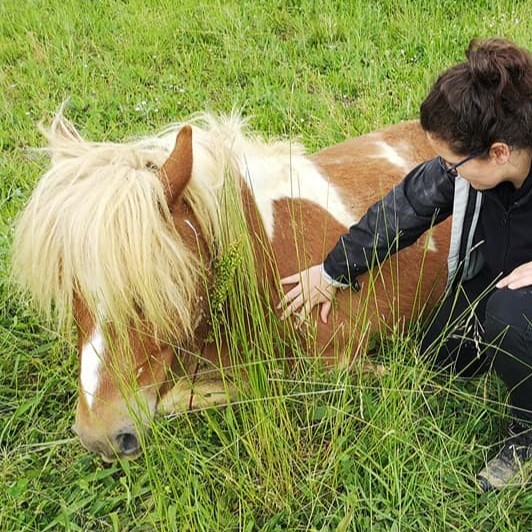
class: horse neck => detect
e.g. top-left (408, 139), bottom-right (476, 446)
top-left (171, 198), bottom-right (213, 339)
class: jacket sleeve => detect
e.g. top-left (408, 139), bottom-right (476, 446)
top-left (323, 157), bottom-right (455, 285)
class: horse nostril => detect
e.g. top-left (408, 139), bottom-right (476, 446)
top-left (116, 432), bottom-right (140, 456)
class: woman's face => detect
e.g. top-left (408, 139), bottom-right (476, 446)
top-left (426, 134), bottom-right (528, 190)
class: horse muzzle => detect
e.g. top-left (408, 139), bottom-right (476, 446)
top-left (72, 423), bottom-right (143, 461)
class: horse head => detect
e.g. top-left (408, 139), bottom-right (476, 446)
top-left (13, 116), bottom-right (216, 460)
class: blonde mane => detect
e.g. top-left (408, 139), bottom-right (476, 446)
top-left (12, 111), bottom-right (304, 344)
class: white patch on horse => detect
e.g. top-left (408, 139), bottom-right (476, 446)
top-left (239, 153), bottom-right (357, 239)
top-left (81, 325), bottom-right (105, 409)
top-left (372, 140), bottom-right (412, 174)
top-left (427, 235), bottom-right (437, 252)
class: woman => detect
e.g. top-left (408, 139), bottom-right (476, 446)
top-left (280, 38), bottom-right (532, 491)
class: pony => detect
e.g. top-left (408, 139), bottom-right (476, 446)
top-left (12, 112), bottom-right (450, 461)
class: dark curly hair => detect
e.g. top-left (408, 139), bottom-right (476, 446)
top-left (420, 38), bottom-right (532, 155)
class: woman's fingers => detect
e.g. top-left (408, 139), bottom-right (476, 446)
top-left (281, 283), bottom-right (304, 305)
top-left (500, 274), bottom-right (532, 289)
top-left (496, 261), bottom-right (532, 289)
top-left (280, 273), bottom-right (302, 285)
top-left (278, 264), bottom-right (338, 321)
top-left (280, 293), bottom-right (304, 320)
top-left (301, 298), bottom-right (315, 321)
top-left (320, 301), bottom-right (332, 324)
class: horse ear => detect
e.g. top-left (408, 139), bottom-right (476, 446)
top-left (51, 115), bottom-right (83, 142)
top-left (42, 114), bottom-right (85, 164)
top-left (160, 125), bottom-right (193, 208)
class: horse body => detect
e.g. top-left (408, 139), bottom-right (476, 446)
top-left (13, 114), bottom-right (449, 460)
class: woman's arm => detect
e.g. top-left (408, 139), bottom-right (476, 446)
top-left (279, 157), bottom-right (455, 321)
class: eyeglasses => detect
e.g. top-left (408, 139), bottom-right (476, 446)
top-left (438, 149), bottom-right (485, 177)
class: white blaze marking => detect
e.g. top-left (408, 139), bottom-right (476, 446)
top-left (81, 325), bottom-right (104, 409)
top-left (239, 152), bottom-right (357, 239)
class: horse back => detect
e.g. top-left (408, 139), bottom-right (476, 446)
top-left (270, 121), bottom-right (450, 364)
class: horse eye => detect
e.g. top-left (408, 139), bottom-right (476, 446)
top-left (133, 300), bottom-right (143, 315)
top-left (145, 161), bottom-right (159, 171)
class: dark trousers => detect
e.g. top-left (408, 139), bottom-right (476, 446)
top-left (420, 269), bottom-right (532, 425)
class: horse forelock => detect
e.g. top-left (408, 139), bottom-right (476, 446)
top-left (12, 120), bottom-right (224, 344)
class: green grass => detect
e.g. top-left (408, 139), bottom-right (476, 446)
top-left (2, 0), bottom-right (532, 529)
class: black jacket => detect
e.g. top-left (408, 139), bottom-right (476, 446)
top-left (323, 156), bottom-right (532, 287)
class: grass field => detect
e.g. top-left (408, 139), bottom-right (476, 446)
top-left (2, 0), bottom-right (532, 529)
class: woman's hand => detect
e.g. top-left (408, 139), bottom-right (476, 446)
top-left (496, 261), bottom-right (532, 290)
top-left (278, 264), bottom-right (337, 323)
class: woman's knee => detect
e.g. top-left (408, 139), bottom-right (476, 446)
top-left (485, 287), bottom-right (532, 336)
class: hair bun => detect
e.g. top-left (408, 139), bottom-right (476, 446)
top-left (467, 38), bottom-right (528, 86)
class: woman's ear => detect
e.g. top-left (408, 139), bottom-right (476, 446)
top-left (488, 142), bottom-right (512, 165)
